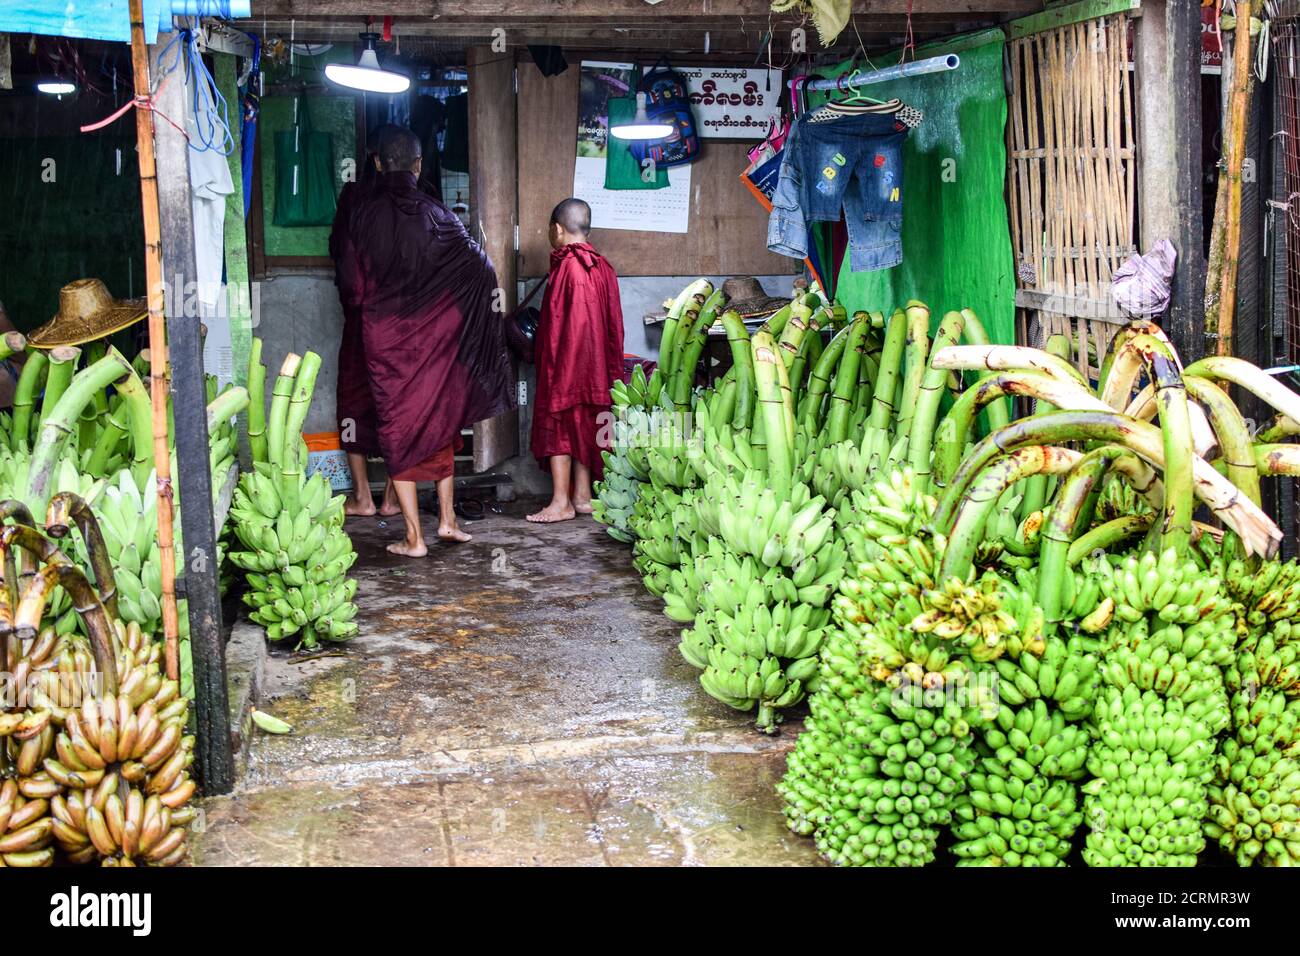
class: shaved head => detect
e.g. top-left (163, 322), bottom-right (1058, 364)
top-left (379, 127), bottom-right (422, 173)
top-left (550, 198), bottom-right (591, 237)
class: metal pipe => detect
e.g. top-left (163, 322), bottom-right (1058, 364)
top-left (803, 54), bottom-right (960, 91)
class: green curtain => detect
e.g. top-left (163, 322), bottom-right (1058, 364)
top-left (809, 29), bottom-right (1016, 345)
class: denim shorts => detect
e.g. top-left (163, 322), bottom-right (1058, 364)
top-left (767, 112), bottom-right (907, 272)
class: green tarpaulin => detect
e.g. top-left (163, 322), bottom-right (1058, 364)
top-left (808, 29), bottom-right (1016, 345)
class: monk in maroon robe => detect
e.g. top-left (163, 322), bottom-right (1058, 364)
top-left (330, 126), bottom-right (400, 518)
top-left (337, 128), bottom-right (515, 555)
top-left (526, 199), bottom-right (624, 523)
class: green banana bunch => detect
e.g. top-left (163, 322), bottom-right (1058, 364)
top-left (591, 442), bottom-right (642, 545)
top-left (610, 360), bottom-right (663, 411)
top-left (1082, 549), bottom-right (1233, 867)
top-left (1201, 552), bottom-right (1300, 866)
top-left (228, 467), bottom-right (359, 648)
top-left (951, 629), bottom-right (1097, 866)
top-left (1082, 684), bottom-right (1223, 866)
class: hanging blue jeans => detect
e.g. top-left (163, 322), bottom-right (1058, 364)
top-left (767, 112), bottom-right (908, 272)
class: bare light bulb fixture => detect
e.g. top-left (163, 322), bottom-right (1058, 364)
top-left (325, 33), bottom-right (409, 94)
top-left (37, 81), bottom-right (76, 96)
top-left (609, 92), bottom-right (673, 140)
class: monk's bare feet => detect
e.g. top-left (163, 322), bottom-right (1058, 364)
top-left (573, 500), bottom-right (593, 515)
top-left (378, 504), bottom-right (402, 517)
top-left (386, 539), bottom-right (428, 557)
top-left (438, 524), bottom-right (472, 543)
top-left (345, 499), bottom-right (377, 517)
top-left (527, 502), bottom-right (576, 523)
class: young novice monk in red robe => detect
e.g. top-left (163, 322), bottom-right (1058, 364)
top-left (527, 199), bottom-right (624, 523)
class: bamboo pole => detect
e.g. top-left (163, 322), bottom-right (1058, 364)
top-left (127, 0), bottom-right (180, 682)
top-left (1209, 0), bottom-right (1253, 357)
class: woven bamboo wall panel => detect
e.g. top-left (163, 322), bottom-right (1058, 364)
top-left (1006, 14), bottom-right (1137, 377)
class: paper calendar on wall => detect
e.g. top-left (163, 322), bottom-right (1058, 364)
top-left (573, 60), bottom-right (692, 234)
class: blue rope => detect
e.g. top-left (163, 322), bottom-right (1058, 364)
top-left (155, 20), bottom-right (236, 156)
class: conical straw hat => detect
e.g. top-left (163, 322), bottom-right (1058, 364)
top-left (27, 279), bottom-right (146, 348)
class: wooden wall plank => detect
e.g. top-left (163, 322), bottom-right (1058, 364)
top-left (516, 60), bottom-right (799, 279)
top-left (468, 46), bottom-right (521, 470)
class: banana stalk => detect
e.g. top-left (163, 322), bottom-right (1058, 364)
top-left (25, 350), bottom-right (134, 514)
top-left (14, 564), bottom-right (118, 694)
top-left (1019, 334), bottom-right (1075, 520)
top-left (1147, 340), bottom-right (1194, 555)
top-left (0, 331), bottom-right (25, 362)
top-left (656, 279), bottom-right (711, 384)
top-left (1252, 443), bottom-right (1300, 476)
top-left (265, 354), bottom-right (301, 471)
top-left (110, 366), bottom-right (155, 487)
top-left (1035, 446), bottom-right (1146, 624)
top-left (752, 330), bottom-right (792, 497)
top-left (44, 492), bottom-right (117, 619)
top-left (718, 310), bottom-right (754, 430)
top-left (826, 312), bottom-right (869, 443)
top-left (281, 352), bottom-right (322, 512)
top-left (930, 344), bottom-right (1086, 387)
top-left (906, 310), bottom-right (966, 487)
top-left (11, 350), bottom-right (48, 452)
top-left (938, 445), bottom-right (1083, 584)
top-left (932, 410), bottom-right (1280, 559)
top-left (893, 301), bottom-right (932, 444)
top-left (247, 337), bottom-right (268, 465)
top-left (206, 386), bottom-right (250, 437)
top-left (954, 310), bottom-right (1012, 433)
top-left (931, 369), bottom-right (1109, 489)
top-left (866, 308), bottom-right (908, 433)
top-left (38, 347), bottom-right (81, 434)
top-left (667, 295), bottom-right (711, 410)
top-left (799, 321), bottom-right (852, 431)
top-left (1066, 514), bottom-right (1153, 566)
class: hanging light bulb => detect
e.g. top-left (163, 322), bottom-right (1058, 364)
top-left (610, 92), bottom-right (674, 140)
top-left (36, 80), bottom-right (76, 97)
top-left (325, 33), bottom-right (409, 94)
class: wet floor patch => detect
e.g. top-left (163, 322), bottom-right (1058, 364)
top-left (195, 501), bottom-right (820, 866)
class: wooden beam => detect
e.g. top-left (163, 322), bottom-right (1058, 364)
top-left (149, 36), bottom-right (235, 795)
top-left (1134, 0), bottom-right (1205, 363)
top-left (1007, 0), bottom-right (1140, 39)
top-left (249, 0), bottom-right (1037, 17)
top-left (467, 46), bottom-right (521, 471)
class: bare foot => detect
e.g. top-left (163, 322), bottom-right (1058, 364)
top-left (386, 539), bottom-right (428, 557)
top-left (573, 500), bottom-right (594, 515)
top-left (527, 502), bottom-right (576, 523)
top-left (378, 504), bottom-right (402, 517)
top-left (345, 499), bottom-right (377, 517)
top-left (438, 525), bottom-right (472, 543)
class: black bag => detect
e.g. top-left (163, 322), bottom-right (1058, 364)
top-left (629, 59), bottom-right (701, 169)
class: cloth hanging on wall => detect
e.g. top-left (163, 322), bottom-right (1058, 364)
top-left (272, 93), bottom-right (336, 227)
top-left (808, 29), bottom-right (1016, 346)
top-left (604, 96), bottom-right (668, 190)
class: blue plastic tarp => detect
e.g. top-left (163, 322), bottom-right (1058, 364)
top-left (0, 1), bottom-right (251, 45)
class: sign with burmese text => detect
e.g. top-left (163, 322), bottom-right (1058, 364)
top-left (679, 67), bottom-right (784, 140)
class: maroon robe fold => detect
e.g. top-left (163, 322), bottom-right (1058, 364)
top-left (336, 170), bottom-right (515, 478)
top-left (531, 242), bottom-right (624, 479)
top-left (330, 174), bottom-right (380, 455)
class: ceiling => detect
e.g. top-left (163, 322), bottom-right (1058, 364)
top-left (234, 0), bottom-right (1047, 57)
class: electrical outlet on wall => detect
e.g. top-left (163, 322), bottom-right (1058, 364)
top-left (517, 380), bottom-right (528, 406)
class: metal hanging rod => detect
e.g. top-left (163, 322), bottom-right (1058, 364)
top-left (803, 53), bottom-right (960, 91)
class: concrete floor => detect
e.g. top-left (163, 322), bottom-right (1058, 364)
top-left (192, 501), bottom-right (821, 866)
